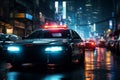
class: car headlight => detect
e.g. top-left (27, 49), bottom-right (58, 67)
top-left (7, 46), bottom-right (21, 53)
top-left (45, 46), bottom-right (63, 52)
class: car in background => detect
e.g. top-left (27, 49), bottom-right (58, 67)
top-left (0, 33), bottom-right (21, 45)
top-left (84, 39), bottom-right (96, 51)
top-left (0, 34), bottom-right (21, 60)
top-left (3, 24), bottom-right (85, 68)
top-left (96, 37), bottom-right (106, 47)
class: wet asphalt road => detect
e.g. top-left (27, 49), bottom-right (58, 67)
top-left (2, 47), bottom-right (120, 80)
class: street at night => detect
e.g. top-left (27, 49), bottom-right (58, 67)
top-left (4, 47), bottom-right (120, 80)
top-left (0, 0), bottom-right (120, 80)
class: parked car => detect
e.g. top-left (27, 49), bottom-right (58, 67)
top-left (0, 34), bottom-right (21, 60)
top-left (0, 34), bottom-right (21, 45)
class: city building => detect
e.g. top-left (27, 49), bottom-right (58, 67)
top-left (0, 0), bottom-right (34, 36)
top-left (0, 0), bottom-right (55, 36)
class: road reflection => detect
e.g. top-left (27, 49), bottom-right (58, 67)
top-left (84, 47), bottom-right (113, 80)
top-left (85, 50), bottom-right (94, 80)
top-left (5, 47), bottom-right (120, 80)
top-left (7, 72), bottom-right (64, 80)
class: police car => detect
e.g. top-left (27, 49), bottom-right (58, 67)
top-left (3, 24), bottom-right (85, 67)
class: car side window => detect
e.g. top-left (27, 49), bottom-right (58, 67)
top-left (43, 30), bottom-right (71, 38)
top-left (27, 30), bottom-right (42, 39)
top-left (71, 30), bottom-right (81, 39)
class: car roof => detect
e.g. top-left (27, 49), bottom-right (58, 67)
top-left (31, 28), bottom-right (73, 33)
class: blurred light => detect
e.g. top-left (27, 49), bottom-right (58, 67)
top-left (107, 29), bottom-right (111, 33)
top-left (45, 46), bottom-right (63, 52)
top-left (55, 1), bottom-right (58, 13)
top-left (39, 12), bottom-right (42, 18)
top-left (93, 23), bottom-right (96, 32)
top-left (109, 20), bottom-right (112, 29)
top-left (7, 46), bottom-right (21, 53)
top-left (62, 1), bottom-right (66, 19)
top-left (6, 28), bottom-right (13, 34)
top-left (7, 72), bottom-right (19, 80)
top-left (14, 13), bottom-right (25, 18)
top-left (85, 51), bottom-right (94, 70)
top-left (43, 74), bottom-right (64, 80)
top-left (85, 3), bottom-right (92, 7)
top-left (44, 25), bottom-right (68, 29)
top-left (91, 42), bottom-right (95, 46)
top-left (25, 13), bottom-right (33, 20)
top-left (105, 51), bottom-right (111, 70)
top-left (79, 7), bottom-right (82, 10)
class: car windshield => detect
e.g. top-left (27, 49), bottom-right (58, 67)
top-left (26, 29), bottom-right (71, 39)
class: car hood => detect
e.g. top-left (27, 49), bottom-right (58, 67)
top-left (15, 38), bottom-right (70, 45)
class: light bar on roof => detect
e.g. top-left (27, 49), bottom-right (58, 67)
top-left (44, 25), bottom-right (68, 29)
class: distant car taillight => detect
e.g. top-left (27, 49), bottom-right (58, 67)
top-left (91, 42), bottom-right (95, 46)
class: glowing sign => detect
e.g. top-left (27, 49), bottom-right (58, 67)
top-left (25, 13), bottom-right (33, 20)
top-left (109, 20), bottom-right (112, 29)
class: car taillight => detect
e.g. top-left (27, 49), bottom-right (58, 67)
top-left (91, 42), bottom-right (95, 46)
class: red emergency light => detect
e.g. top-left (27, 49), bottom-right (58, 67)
top-left (44, 24), bottom-right (68, 29)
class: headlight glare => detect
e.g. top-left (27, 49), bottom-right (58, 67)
top-left (7, 46), bottom-right (21, 53)
top-left (45, 46), bottom-right (63, 52)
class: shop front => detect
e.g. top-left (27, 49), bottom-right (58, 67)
top-left (10, 13), bottom-right (33, 37)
